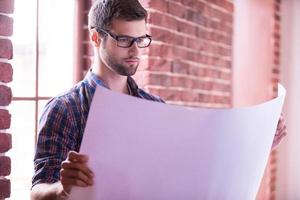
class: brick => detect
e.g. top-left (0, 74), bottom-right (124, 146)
top-left (84, 29), bottom-right (90, 41)
top-left (209, 0), bottom-right (233, 13)
top-left (84, 43), bottom-right (93, 56)
top-left (167, 1), bottom-right (186, 19)
top-left (171, 59), bottom-right (189, 74)
top-left (0, 156), bottom-right (11, 176)
top-left (194, 1), bottom-right (206, 12)
top-left (83, 0), bottom-right (92, 12)
top-left (186, 9), bottom-right (206, 26)
top-left (0, 15), bottom-right (13, 36)
top-left (141, 57), bottom-right (172, 72)
top-left (0, 85), bottom-right (12, 106)
top-left (185, 50), bottom-right (200, 63)
top-left (83, 57), bottom-right (92, 70)
top-left (0, 62), bottom-right (12, 83)
top-left (187, 38), bottom-right (205, 51)
top-left (0, 0), bottom-right (14, 14)
top-left (149, 27), bottom-right (173, 44)
top-left (149, 44), bottom-right (173, 58)
top-left (213, 83), bottom-right (231, 92)
top-left (177, 21), bottom-right (197, 36)
top-left (148, 0), bottom-right (167, 12)
top-left (181, 90), bottom-right (199, 102)
top-left (149, 88), bottom-right (181, 101)
top-left (0, 110), bottom-right (11, 129)
top-left (148, 73), bottom-right (172, 87)
top-left (274, 3), bottom-right (280, 13)
top-left (219, 71), bottom-right (231, 80)
top-left (0, 133), bottom-right (12, 153)
top-left (172, 76), bottom-right (192, 88)
top-left (0, 39), bottom-right (13, 59)
top-left (274, 13), bottom-right (280, 21)
top-left (149, 11), bottom-right (177, 31)
top-left (189, 66), bottom-right (205, 77)
top-left (173, 46), bottom-right (189, 61)
top-left (83, 13), bottom-right (89, 27)
top-left (181, 0), bottom-right (198, 8)
top-left (0, 178), bottom-right (10, 199)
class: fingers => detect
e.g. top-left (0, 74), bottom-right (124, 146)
top-left (60, 151), bottom-right (94, 192)
top-left (275, 115), bottom-right (287, 136)
top-left (68, 151), bottom-right (89, 163)
top-left (61, 167), bottom-right (93, 186)
top-left (272, 124), bottom-right (287, 150)
top-left (61, 176), bottom-right (89, 188)
top-left (272, 114), bottom-right (287, 150)
top-left (61, 160), bottom-right (94, 180)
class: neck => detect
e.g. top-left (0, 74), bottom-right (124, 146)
top-left (92, 57), bottom-right (129, 94)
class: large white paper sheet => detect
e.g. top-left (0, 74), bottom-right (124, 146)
top-left (69, 84), bottom-right (286, 200)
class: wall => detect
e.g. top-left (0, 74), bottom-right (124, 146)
top-left (277, 0), bottom-right (300, 198)
top-left (137, 0), bottom-right (233, 108)
top-left (0, 0), bottom-right (13, 199)
top-left (232, 0), bottom-right (281, 199)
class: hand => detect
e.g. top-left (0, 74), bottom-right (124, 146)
top-left (272, 114), bottom-right (287, 150)
top-left (60, 151), bottom-right (94, 194)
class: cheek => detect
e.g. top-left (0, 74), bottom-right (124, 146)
top-left (101, 40), bottom-right (129, 60)
top-left (111, 47), bottom-right (130, 60)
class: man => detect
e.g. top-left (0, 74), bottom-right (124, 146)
top-left (31, 0), bottom-right (287, 199)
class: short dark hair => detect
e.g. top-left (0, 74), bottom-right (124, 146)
top-left (88, 0), bottom-right (148, 31)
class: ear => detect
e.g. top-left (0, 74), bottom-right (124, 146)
top-left (90, 29), bottom-right (101, 47)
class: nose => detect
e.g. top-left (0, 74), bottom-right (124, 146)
top-left (128, 41), bottom-right (139, 56)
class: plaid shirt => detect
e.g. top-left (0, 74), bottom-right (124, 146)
top-left (32, 71), bottom-right (164, 187)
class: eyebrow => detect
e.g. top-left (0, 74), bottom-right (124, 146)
top-left (111, 32), bottom-right (149, 38)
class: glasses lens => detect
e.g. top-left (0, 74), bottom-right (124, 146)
top-left (137, 37), bottom-right (151, 48)
top-left (116, 37), bottom-right (133, 47)
top-left (115, 35), bottom-right (152, 48)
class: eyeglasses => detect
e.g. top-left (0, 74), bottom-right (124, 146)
top-left (98, 29), bottom-right (152, 48)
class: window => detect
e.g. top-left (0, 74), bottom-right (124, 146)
top-left (8, 0), bottom-right (75, 198)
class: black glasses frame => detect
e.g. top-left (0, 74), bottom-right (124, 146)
top-left (97, 28), bottom-right (152, 48)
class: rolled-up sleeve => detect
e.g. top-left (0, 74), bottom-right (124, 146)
top-left (32, 97), bottom-right (79, 187)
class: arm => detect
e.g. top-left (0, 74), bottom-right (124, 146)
top-left (31, 182), bottom-right (68, 200)
top-left (31, 97), bottom-right (93, 199)
top-left (31, 151), bottom-right (94, 200)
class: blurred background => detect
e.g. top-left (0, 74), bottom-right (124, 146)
top-left (0, 0), bottom-right (299, 199)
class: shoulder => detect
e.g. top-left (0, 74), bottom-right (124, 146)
top-left (137, 88), bottom-right (165, 103)
top-left (41, 80), bottom-right (94, 123)
top-left (47, 79), bottom-right (94, 108)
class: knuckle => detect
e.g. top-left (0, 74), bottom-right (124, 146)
top-left (61, 161), bottom-right (68, 168)
top-left (60, 169), bottom-right (65, 175)
top-left (61, 178), bottom-right (67, 185)
top-left (75, 179), bottom-right (82, 186)
top-left (76, 170), bottom-right (83, 177)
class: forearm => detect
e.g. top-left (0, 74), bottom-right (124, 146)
top-left (31, 182), bottom-right (69, 200)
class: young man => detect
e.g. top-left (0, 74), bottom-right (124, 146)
top-left (31, 0), bottom-right (287, 199)
top-left (31, 0), bottom-right (163, 199)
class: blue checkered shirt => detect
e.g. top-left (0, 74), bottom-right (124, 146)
top-left (32, 71), bottom-right (164, 187)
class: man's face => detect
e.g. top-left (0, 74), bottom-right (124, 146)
top-left (99, 19), bottom-right (148, 76)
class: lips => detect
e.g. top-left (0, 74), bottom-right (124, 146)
top-left (124, 58), bottom-right (139, 64)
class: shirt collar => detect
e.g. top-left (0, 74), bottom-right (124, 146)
top-left (84, 69), bottom-right (140, 97)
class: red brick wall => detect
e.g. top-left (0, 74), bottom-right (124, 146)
top-left (257, 0), bottom-right (281, 199)
top-left (137, 0), bottom-right (233, 107)
top-left (0, 0), bottom-right (13, 199)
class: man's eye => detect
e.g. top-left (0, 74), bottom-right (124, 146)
top-left (118, 37), bottom-right (131, 43)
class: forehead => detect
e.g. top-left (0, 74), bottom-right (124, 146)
top-left (110, 19), bottom-right (147, 37)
